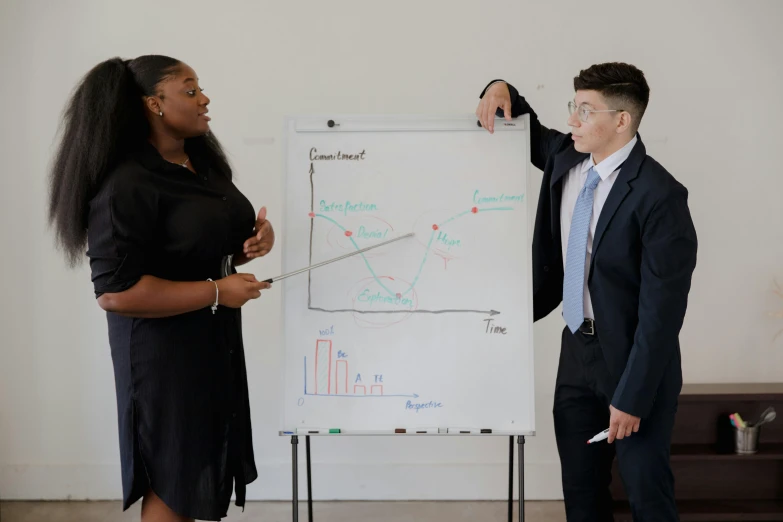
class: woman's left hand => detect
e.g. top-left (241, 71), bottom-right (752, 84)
top-left (238, 207), bottom-right (275, 264)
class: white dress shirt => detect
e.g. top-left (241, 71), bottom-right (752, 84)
top-left (560, 135), bottom-right (637, 320)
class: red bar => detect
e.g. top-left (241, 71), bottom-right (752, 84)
top-left (371, 385), bottom-right (384, 395)
top-left (314, 340), bottom-right (332, 395)
top-left (354, 385), bottom-right (366, 395)
top-left (335, 360), bottom-right (348, 394)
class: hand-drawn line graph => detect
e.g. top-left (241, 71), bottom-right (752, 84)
top-left (305, 161), bottom-right (521, 318)
top-left (311, 207), bottom-right (512, 298)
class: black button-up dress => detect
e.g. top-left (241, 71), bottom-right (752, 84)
top-left (86, 141), bottom-right (258, 521)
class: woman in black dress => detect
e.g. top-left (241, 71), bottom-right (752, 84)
top-left (47, 55), bottom-right (274, 521)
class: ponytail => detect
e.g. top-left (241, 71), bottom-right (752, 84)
top-left (48, 54), bottom-right (233, 267)
top-left (48, 57), bottom-right (147, 267)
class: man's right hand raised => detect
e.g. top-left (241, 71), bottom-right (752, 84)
top-left (476, 81), bottom-right (512, 134)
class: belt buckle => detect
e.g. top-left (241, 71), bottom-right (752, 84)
top-left (582, 318), bottom-right (595, 336)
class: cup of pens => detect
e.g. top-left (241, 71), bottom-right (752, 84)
top-left (730, 407), bottom-right (776, 455)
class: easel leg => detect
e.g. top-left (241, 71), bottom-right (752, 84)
top-left (508, 436), bottom-right (514, 522)
top-left (306, 435), bottom-right (314, 522)
top-left (518, 436), bottom-right (525, 522)
top-left (291, 436), bottom-right (299, 522)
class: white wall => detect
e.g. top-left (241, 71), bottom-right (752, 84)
top-left (1, 0), bottom-right (782, 503)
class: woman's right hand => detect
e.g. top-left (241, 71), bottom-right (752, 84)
top-left (216, 273), bottom-right (271, 308)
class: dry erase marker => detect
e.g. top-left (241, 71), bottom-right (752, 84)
top-left (587, 428), bottom-right (610, 444)
top-left (447, 428), bottom-right (479, 434)
top-left (414, 428), bottom-right (439, 434)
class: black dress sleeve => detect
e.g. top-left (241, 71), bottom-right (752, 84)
top-left (86, 165), bottom-right (159, 297)
top-left (479, 79), bottom-right (568, 172)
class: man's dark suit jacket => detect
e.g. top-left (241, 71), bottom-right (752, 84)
top-left (482, 82), bottom-right (698, 419)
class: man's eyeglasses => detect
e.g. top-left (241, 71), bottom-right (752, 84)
top-left (568, 101), bottom-right (624, 123)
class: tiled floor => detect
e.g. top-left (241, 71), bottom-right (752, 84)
top-left (0, 500), bottom-right (566, 522)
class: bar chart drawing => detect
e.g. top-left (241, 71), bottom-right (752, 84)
top-left (314, 340), bottom-right (332, 395)
top-left (336, 360), bottom-right (348, 395)
top-left (304, 339), bottom-right (415, 398)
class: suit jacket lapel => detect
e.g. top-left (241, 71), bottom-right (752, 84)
top-left (590, 136), bottom-right (646, 259)
top-left (550, 145), bottom-right (588, 240)
top-left (551, 146), bottom-right (588, 189)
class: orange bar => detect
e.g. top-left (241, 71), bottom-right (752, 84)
top-left (335, 360), bottom-right (348, 394)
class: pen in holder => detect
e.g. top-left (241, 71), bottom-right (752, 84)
top-left (731, 407), bottom-right (776, 455)
top-left (734, 424), bottom-right (760, 455)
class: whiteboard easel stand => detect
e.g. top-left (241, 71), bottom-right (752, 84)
top-left (289, 435), bottom-right (314, 522)
top-left (509, 436), bottom-right (526, 522)
top-left (282, 114), bottom-right (534, 522)
top-left (288, 434), bottom-right (526, 522)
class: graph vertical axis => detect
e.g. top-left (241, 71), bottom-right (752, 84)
top-left (307, 162), bottom-right (315, 308)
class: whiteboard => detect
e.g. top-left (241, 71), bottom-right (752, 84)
top-left (280, 115), bottom-right (534, 435)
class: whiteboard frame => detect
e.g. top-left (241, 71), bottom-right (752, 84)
top-left (278, 114), bottom-right (535, 436)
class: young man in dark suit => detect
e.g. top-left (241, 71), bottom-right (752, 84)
top-left (476, 63), bottom-right (698, 521)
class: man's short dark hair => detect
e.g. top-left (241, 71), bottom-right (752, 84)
top-left (574, 62), bottom-right (650, 133)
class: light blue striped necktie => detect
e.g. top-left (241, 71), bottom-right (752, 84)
top-left (563, 166), bottom-right (601, 333)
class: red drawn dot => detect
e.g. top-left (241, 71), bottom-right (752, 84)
top-left (471, 207), bottom-right (478, 214)
top-left (308, 212), bottom-right (315, 218)
top-left (396, 293), bottom-right (401, 298)
top-left (344, 230), bottom-right (352, 237)
top-left (432, 224), bottom-right (439, 230)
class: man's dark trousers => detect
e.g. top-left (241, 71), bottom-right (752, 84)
top-left (554, 323), bottom-right (680, 521)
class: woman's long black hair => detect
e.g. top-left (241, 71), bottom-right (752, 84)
top-left (47, 55), bottom-right (232, 267)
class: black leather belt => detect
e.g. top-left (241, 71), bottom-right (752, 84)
top-left (578, 318), bottom-right (595, 336)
